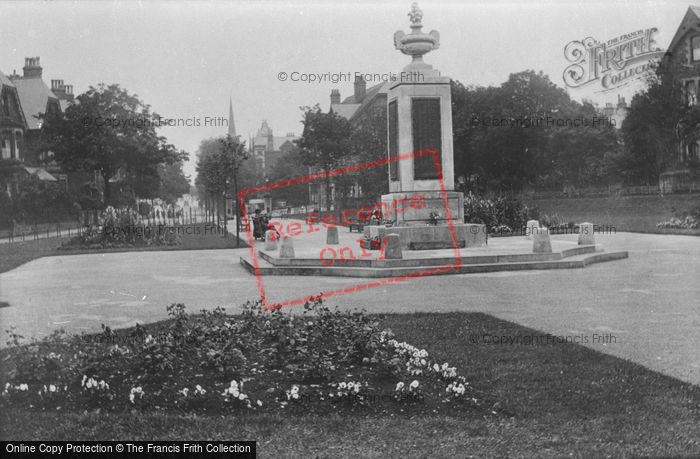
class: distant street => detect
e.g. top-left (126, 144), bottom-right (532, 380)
top-left (0, 232), bottom-right (698, 386)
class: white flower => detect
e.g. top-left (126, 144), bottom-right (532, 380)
top-left (339, 382), bottom-right (347, 390)
top-left (257, 400), bottom-right (263, 407)
top-left (49, 385), bottom-right (56, 393)
top-left (238, 393), bottom-right (246, 401)
top-left (19, 384), bottom-right (28, 391)
top-left (81, 375), bottom-right (87, 387)
top-left (410, 380), bottom-right (419, 389)
top-left (433, 363), bottom-right (440, 372)
top-left (179, 388), bottom-right (190, 397)
top-left (395, 382), bottom-right (404, 391)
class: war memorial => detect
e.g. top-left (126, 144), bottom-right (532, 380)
top-left (240, 4), bottom-right (628, 280)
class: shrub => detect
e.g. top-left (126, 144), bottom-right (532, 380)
top-left (1, 299), bottom-right (483, 415)
top-left (464, 193), bottom-right (539, 233)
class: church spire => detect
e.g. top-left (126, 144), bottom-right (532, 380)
top-left (228, 97), bottom-right (237, 137)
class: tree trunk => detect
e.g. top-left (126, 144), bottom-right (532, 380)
top-left (233, 173), bottom-right (240, 248)
top-left (101, 171), bottom-right (112, 206)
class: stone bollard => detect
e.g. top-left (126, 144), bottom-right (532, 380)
top-left (264, 230), bottom-right (278, 250)
top-left (384, 233), bottom-right (402, 259)
top-left (525, 219), bottom-right (540, 240)
top-left (326, 225), bottom-right (339, 245)
top-left (279, 236), bottom-right (295, 258)
top-left (532, 227), bottom-right (552, 253)
top-left (578, 222), bottom-right (595, 245)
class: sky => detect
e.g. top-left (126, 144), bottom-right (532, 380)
top-left (1, 0), bottom-right (694, 182)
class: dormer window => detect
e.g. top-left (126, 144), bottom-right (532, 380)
top-left (692, 36), bottom-right (700, 62)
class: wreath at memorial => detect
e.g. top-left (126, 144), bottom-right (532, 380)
top-left (428, 211), bottom-right (441, 225)
top-left (359, 235), bottom-right (383, 251)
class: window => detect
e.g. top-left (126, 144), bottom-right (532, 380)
top-left (684, 80), bottom-right (697, 106)
top-left (692, 36), bottom-right (700, 62)
top-left (2, 92), bottom-right (9, 116)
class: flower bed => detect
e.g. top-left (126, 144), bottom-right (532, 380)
top-left (60, 206), bottom-right (181, 250)
top-left (1, 299), bottom-right (491, 416)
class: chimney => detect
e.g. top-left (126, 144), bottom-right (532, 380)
top-left (51, 79), bottom-right (66, 99)
top-left (354, 76), bottom-right (366, 103)
top-left (64, 85), bottom-right (74, 102)
top-left (330, 89), bottom-right (341, 105)
top-left (23, 56), bottom-right (42, 78)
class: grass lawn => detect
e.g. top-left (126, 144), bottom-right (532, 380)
top-left (1, 312), bottom-right (698, 457)
top-left (524, 193), bottom-right (700, 234)
top-left (0, 223), bottom-right (246, 274)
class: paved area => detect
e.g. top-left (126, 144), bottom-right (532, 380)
top-left (0, 232), bottom-right (698, 386)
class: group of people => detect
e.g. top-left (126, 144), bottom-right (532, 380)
top-left (250, 208), bottom-right (273, 241)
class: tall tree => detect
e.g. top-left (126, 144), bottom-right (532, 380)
top-left (43, 84), bottom-right (184, 205)
top-left (348, 104), bottom-right (388, 202)
top-left (295, 105), bottom-right (353, 212)
top-left (621, 60), bottom-right (700, 185)
top-left (195, 135), bottom-right (251, 245)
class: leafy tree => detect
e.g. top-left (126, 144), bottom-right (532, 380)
top-left (43, 84), bottom-right (185, 205)
top-left (295, 105), bottom-right (353, 211)
top-left (348, 104), bottom-right (388, 201)
top-left (158, 160), bottom-right (191, 204)
top-left (195, 135), bottom-right (251, 245)
top-left (266, 150), bottom-right (309, 207)
top-left (621, 61), bottom-right (700, 184)
top-left (451, 71), bottom-right (621, 193)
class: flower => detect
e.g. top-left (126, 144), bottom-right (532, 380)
top-left (179, 388), bottom-right (190, 397)
top-left (129, 386), bottom-right (144, 404)
top-left (395, 382), bottom-right (404, 391)
top-left (410, 380), bottom-right (419, 389)
top-left (257, 400), bottom-right (263, 407)
top-left (19, 384), bottom-right (28, 391)
top-left (49, 385), bottom-right (56, 393)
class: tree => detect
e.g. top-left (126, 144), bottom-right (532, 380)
top-left (158, 160), bottom-right (191, 204)
top-left (295, 105), bottom-right (353, 212)
top-left (348, 104), bottom-right (388, 201)
top-left (43, 84), bottom-right (185, 205)
top-left (266, 150), bottom-right (309, 206)
top-left (621, 61), bottom-right (700, 184)
top-left (195, 135), bottom-right (251, 245)
top-left (451, 71), bottom-right (621, 193)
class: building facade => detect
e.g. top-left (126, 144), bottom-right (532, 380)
top-left (1, 57), bottom-right (76, 196)
top-left (659, 6), bottom-right (700, 192)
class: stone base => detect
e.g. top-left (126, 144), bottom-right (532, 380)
top-left (381, 190), bottom-right (464, 224)
top-left (364, 223), bottom-right (486, 250)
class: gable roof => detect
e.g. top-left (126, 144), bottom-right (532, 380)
top-left (12, 77), bottom-right (59, 130)
top-left (666, 6), bottom-right (700, 55)
top-left (331, 81), bottom-right (389, 122)
top-left (0, 70), bottom-right (15, 88)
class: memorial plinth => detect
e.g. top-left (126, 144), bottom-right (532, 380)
top-left (365, 223), bottom-right (486, 250)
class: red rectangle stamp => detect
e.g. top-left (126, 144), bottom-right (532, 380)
top-left (239, 148), bottom-right (463, 310)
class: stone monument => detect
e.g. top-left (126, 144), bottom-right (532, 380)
top-left (367, 3), bottom-right (485, 250)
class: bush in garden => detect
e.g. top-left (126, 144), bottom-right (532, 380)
top-left (464, 192), bottom-right (539, 233)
